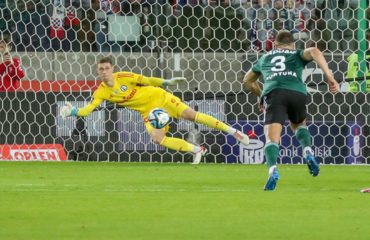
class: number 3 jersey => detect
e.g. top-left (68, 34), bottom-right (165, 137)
top-left (251, 49), bottom-right (311, 98)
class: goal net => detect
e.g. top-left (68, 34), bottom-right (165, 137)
top-left (0, 1), bottom-right (369, 164)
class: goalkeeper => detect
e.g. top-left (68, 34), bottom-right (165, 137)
top-left (61, 57), bottom-right (250, 164)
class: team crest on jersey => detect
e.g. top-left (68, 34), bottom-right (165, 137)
top-left (114, 90), bottom-right (119, 94)
top-left (120, 85), bottom-right (128, 92)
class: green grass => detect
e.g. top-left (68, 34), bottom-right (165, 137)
top-left (0, 162), bottom-right (370, 240)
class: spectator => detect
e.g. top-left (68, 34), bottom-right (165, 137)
top-left (0, 2), bottom-right (14, 35)
top-left (247, 0), bottom-right (276, 52)
top-left (302, 0), bottom-right (324, 49)
top-left (229, 0), bottom-right (250, 50)
top-left (202, 0), bottom-right (248, 51)
top-left (50, 0), bottom-right (83, 52)
top-left (189, 0), bottom-right (200, 6)
top-left (92, 0), bottom-right (122, 52)
top-left (346, 30), bottom-right (370, 92)
top-left (275, 0), bottom-right (308, 49)
top-left (10, 0), bottom-right (51, 52)
top-left (0, 33), bottom-right (25, 91)
top-left (317, 0), bottom-right (358, 53)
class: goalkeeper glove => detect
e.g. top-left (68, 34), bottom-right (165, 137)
top-left (163, 77), bottom-right (186, 86)
top-left (60, 102), bottom-right (78, 119)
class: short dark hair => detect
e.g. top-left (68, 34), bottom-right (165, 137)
top-left (275, 31), bottom-right (294, 46)
top-left (0, 33), bottom-right (12, 47)
top-left (98, 57), bottom-right (113, 65)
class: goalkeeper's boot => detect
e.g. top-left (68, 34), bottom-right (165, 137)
top-left (233, 130), bottom-right (250, 146)
top-left (264, 165), bottom-right (279, 191)
top-left (191, 146), bottom-right (207, 165)
top-left (305, 149), bottom-right (320, 177)
top-left (360, 188), bottom-right (370, 193)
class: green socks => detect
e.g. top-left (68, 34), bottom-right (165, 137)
top-left (295, 126), bottom-right (311, 149)
top-left (264, 126), bottom-right (311, 168)
top-left (264, 142), bottom-right (279, 168)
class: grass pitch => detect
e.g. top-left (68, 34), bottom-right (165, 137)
top-left (0, 162), bottom-right (370, 240)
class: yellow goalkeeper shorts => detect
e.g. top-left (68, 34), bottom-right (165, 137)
top-left (143, 91), bottom-right (190, 134)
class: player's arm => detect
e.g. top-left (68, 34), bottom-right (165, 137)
top-left (60, 93), bottom-right (104, 118)
top-left (135, 74), bottom-right (186, 86)
top-left (243, 69), bottom-right (263, 97)
top-left (302, 47), bottom-right (339, 93)
top-left (76, 103), bottom-right (99, 117)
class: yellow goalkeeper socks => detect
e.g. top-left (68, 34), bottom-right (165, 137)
top-left (195, 112), bottom-right (231, 133)
top-left (160, 136), bottom-right (195, 152)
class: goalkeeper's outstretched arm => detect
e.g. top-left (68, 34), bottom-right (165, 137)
top-left (60, 102), bottom-right (97, 118)
top-left (138, 76), bottom-right (186, 86)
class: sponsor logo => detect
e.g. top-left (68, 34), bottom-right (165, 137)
top-left (240, 139), bottom-right (264, 164)
top-left (0, 144), bottom-right (67, 161)
top-left (313, 147), bottom-right (332, 157)
top-left (116, 89), bottom-right (137, 104)
top-left (352, 127), bottom-right (361, 157)
top-left (10, 149), bottom-right (60, 161)
top-left (279, 146), bottom-right (332, 157)
top-left (144, 117), bottom-right (149, 123)
top-left (120, 85), bottom-right (128, 92)
top-left (239, 130), bottom-right (333, 164)
top-left (114, 90), bottom-right (119, 94)
top-left (347, 124), bottom-right (364, 164)
top-left (353, 136), bottom-right (360, 156)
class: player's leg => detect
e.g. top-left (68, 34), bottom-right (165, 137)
top-left (360, 188), bottom-right (370, 193)
top-left (263, 124), bottom-right (283, 191)
top-left (262, 89), bottom-right (287, 191)
top-left (264, 123), bottom-right (283, 168)
top-left (181, 108), bottom-right (249, 146)
top-left (290, 121), bottom-right (320, 177)
top-left (160, 92), bottom-right (249, 145)
top-left (147, 121), bottom-right (207, 164)
top-left (287, 91), bottom-right (319, 177)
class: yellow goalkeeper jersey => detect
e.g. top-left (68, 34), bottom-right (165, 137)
top-left (77, 71), bottom-right (167, 116)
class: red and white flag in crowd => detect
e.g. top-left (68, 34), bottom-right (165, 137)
top-left (65, 0), bottom-right (80, 27)
top-left (50, 0), bottom-right (66, 38)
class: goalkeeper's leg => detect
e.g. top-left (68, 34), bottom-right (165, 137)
top-left (150, 128), bottom-right (207, 164)
top-left (181, 108), bottom-right (249, 146)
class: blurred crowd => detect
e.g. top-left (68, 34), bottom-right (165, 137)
top-left (0, 0), bottom-right (369, 53)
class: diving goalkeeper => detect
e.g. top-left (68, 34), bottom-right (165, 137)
top-left (60, 57), bottom-right (249, 164)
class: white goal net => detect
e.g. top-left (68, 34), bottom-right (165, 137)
top-left (0, 0), bottom-right (369, 164)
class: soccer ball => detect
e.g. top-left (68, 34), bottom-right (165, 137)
top-left (148, 108), bottom-right (171, 129)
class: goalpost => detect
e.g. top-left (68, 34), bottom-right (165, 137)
top-left (0, 1), bottom-right (368, 164)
